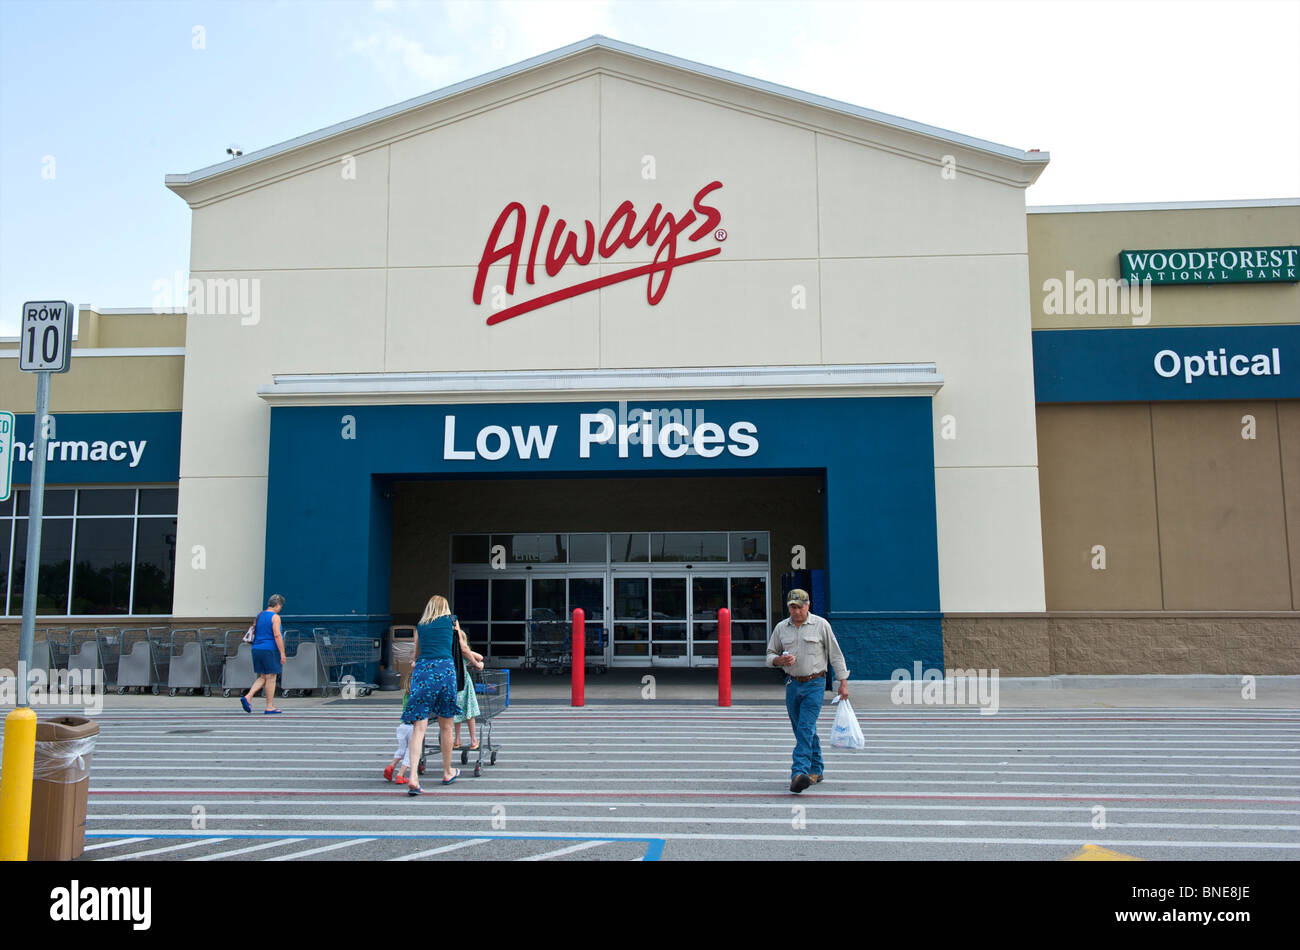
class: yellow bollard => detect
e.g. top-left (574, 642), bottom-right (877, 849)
top-left (0, 706), bottom-right (38, 861)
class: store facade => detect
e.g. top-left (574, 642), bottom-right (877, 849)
top-left (3, 38), bottom-right (1295, 675)
top-left (159, 37), bottom-right (1047, 678)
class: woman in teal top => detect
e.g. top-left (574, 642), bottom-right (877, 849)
top-left (401, 594), bottom-right (477, 794)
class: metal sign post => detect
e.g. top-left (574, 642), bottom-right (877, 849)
top-left (15, 301), bottom-right (72, 706)
top-left (17, 370), bottom-right (52, 707)
top-left (1, 300), bottom-right (72, 861)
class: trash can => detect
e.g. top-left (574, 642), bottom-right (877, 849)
top-left (29, 716), bottom-right (99, 861)
top-left (390, 626), bottom-right (416, 692)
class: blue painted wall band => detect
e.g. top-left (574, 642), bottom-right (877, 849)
top-left (1033, 325), bottom-right (1300, 403)
top-left (8, 412), bottom-right (182, 484)
top-left (264, 397), bottom-right (944, 678)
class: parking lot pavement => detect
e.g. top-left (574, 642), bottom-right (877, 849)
top-left (3, 695), bottom-right (1294, 862)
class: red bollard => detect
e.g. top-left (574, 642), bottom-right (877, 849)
top-left (718, 607), bottom-right (732, 707)
top-left (571, 608), bottom-right (585, 707)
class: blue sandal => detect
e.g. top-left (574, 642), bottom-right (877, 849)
top-left (441, 769), bottom-right (461, 786)
top-left (240, 696), bottom-right (251, 713)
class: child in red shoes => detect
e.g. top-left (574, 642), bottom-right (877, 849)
top-left (384, 691), bottom-right (415, 785)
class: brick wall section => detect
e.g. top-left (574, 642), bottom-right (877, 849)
top-left (8, 614), bottom-right (1298, 674)
top-left (0, 619), bottom-right (248, 670)
top-left (944, 615), bottom-right (1300, 675)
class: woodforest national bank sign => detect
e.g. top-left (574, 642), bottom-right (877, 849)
top-left (1120, 246), bottom-right (1300, 285)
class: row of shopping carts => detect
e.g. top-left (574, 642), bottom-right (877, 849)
top-left (36, 626), bottom-right (380, 697)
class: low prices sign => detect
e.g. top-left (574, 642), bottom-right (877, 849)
top-left (1120, 246), bottom-right (1300, 285)
top-left (473, 181), bottom-right (725, 325)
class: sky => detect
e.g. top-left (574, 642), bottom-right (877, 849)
top-left (0, 0), bottom-right (1297, 336)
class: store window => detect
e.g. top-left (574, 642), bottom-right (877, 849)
top-left (2, 487), bottom-right (178, 616)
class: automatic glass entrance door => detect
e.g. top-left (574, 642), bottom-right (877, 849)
top-left (527, 574), bottom-right (608, 668)
top-left (610, 572), bottom-right (745, 667)
top-left (614, 575), bottom-right (693, 666)
top-left (451, 572), bottom-right (607, 668)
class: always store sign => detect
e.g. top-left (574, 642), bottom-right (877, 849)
top-left (472, 181), bottom-right (725, 325)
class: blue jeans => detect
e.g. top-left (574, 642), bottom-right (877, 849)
top-left (785, 677), bottom-right (825, 779)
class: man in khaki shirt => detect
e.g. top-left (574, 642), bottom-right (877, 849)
top-left (766, 588), bottom-right (850, 793)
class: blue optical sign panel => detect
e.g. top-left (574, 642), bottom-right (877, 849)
top-left (1033, 325), bottom-right (1300, 403)
top-left (8, 412), bottom-right (181, 484)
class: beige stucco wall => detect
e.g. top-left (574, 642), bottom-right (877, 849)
top-left (1028, 204), bottom-right (1300, 330)
top-left (169, 49), bottom-right (1047, 618)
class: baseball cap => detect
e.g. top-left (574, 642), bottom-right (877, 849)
top-left (786, 589), bottom-right (810, 606)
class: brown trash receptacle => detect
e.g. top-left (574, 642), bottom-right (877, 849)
top-left (390, 626), bottom-right (416, 692)
top-left (29, 716), bottom-right (99, 861)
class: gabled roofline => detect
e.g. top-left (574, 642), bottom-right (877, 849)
top-left (1028, 197), bottom-right (1300, 214)
top-left (166, 35), bottom-right (1048, 189)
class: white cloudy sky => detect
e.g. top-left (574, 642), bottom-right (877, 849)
top-left (0, 0), bottom-right (1296, 333)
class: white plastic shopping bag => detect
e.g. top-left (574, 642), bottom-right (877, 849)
top-left (829, 697), bottom-right (866, 750)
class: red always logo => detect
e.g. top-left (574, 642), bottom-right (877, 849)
top-left (472, 181), bottom-right (724, 326)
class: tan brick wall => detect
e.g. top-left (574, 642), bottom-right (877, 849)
top-left (0, 618), bottom-right (249, 670)
top-left (944, 614), bottom-right (1300, 674)
top-left (941, 616), bottom-right (1052, 676)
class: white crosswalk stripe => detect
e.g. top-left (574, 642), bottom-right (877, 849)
top-left (6, 702), bottom-right (1297, 860)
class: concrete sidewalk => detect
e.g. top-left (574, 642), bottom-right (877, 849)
top-left (4, 669), bottom-right (1298, 711)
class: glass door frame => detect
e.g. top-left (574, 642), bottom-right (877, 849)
top-left (450, 567), bottom-right (611, 668)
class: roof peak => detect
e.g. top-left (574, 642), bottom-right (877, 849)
top-left (167, 35), bottom-right (1047, 190)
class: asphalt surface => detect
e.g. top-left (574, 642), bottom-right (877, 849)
top-left (5, 686), bottom-right (1295, 862)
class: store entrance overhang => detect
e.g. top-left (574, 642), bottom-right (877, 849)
top-left (256, 363), bottom-right (943, 406)
top-left (260, 367), bottom-right (945, 677)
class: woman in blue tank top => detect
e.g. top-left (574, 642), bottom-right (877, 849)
top-left (401, 594), bottom-right (474, 794)
top-left (241, 594), bottom-right (287, 714)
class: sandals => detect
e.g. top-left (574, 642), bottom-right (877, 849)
top-left (468, 743), bottom-right (480, 751)
top-left (407, 783), bottom-right (423, 796)
top-left (395, 774), bottom-right (409, 785)
top-left (383, 764), bottom-right (395, 782)
top-left (240, 696), bottom-right (252, 713)
top-left (442, 768), bottom-right (461, 786)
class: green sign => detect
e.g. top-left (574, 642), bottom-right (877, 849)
top-left (0, 412), bottom-right (12, 503)
top-left (1120, 246), bottom-right (1299, 285)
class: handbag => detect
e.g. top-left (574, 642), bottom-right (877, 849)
top-left (242, 614), bottom-right (257, 644)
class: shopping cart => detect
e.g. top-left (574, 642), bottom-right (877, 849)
top-left (146, 627), bottom-right (173, 691)
top-left (93, 627), bottom-right (123, 689)
top-left (564, 622), bottom-right (609, 675)
top-left (313, 628), bottom-right (378, 697)
top-left (45, 629), bottom-right (71, 673)
top-left (526, 609), bottom-right (569, 674)
top-left (421, 668), bottom-right (509, 778)
top-left (167, 627), bottom-right (226, 696)
top-left (115, 627), bottom-right (165, 694)
top-left (66, 629), bottom-right (101, 692)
